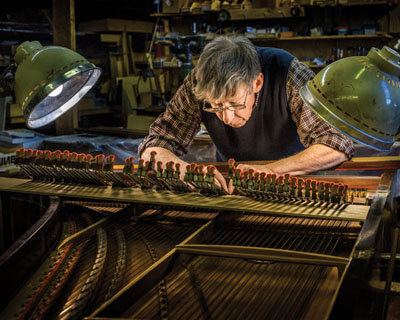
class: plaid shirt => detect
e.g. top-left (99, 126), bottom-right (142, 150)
top-left (138, 59), bottom-right (354, 159)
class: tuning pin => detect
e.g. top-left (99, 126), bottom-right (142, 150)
top-left (144, 161), bottom-right (150, 175)
top-left (197, 164), bottom-right (205, 182)
top-left (43, 150), bottom-right (50, 160)
top-left (265, 174), bottom-right (272, 192)
top-left (186, 163), bottom-right (193, 183)
top-left (32, 150), bottom-right (44, 167)
top-left (76, 153), bottom-right (86, 169)
top-left (228, 158), bottom-right (235, 178)
top-left (150, 150), bottom-right (157, 161)
top-left (192, 165), bottom-right (201, 187)
top-left (156, 161), bottom-right (163, 179)
top-left (206, 166), bottom-right (215, 184)
top-left (15, 147), bottom-right (24, 160)
top-left (311, 180), bottom-right (317, 200)
top-left (74, 153), bottom-right (93, 182)
top-left (167, 161), bottom-right (175, 179)
top-left (94, 154), bottom-right (105, 171)
top-left (204, 166), bottom-right (211, 183)
top-left (209, 173), bottom-right (217, 191)
top-left (233, 169), bottom-right (242, 188)
top-left (61, 150), bottom-right (70, 168)
top-left (37, 150), bottom-right (47, 165)
top-left (247, 169), bottom-right (255, 189)
top-left (270, 174), bottom-right (277, 193)
top-left (31, 149), bottom-right (39, 160)
top-left (41, 151), bottom-right (55, 180)
top-left (81, 154), bottom-right (91, 170)
top-left (91, 154), bottom-right (102, 171)
top-left (362, 188), bottom-right (367, 198)
top-left (324, 182), bottom-right (331, 202)
top-left (242, 171), bottom-right (249, 188)
top-left (146, 151), bottom-right (157, 171)
top-left (253, 172), bottom-right (260, 191)
top-left (304, 179), bottom-right (311, 198)
top-left (42, 151), bottom-right (52, 172)
top-left (162, 161), bottom-right (169, 179)
top-left (277, 176), bottom-right (284, 193)
top-left (343, 184), bottom-right (349, 202)
top-left (77, 153), bottom-right (85, 161)
top-left (290, 177), bottom-right (297, 196)
top-left (50, 151), bottom-right (63, 175)
top-left (159, 161), bottom-right (173, 189)
top-left (104, 155), bottom-right (115, 172)
top-left (337, 184), bottom-right (345, 203)
top-left (190, 163), bottom-right (196, 182)
top-left (174, 163), bottom-right (181, 180)
top-left (138, 159), bottom-right (145, 177)
top-left (123, 157), bottom-right (135, 175)
top-left (331, 183), bottom-right (339, 203)
top-left (189, 164), bottom-right (196, 182)
top-left (318, 182), bottom-right (325, 201)
top-left (48, 152), bottom-right (60, 178)
top-left (83, 154), bottom-right (99, 183)
top-left (259, 172), bottom-right (266, 192)
top-left (234, 168), bottom-right (242, 187)
top-left (44, 150), bottom-right (52, 163)
top-left (283, 174), bottom-right (290, 193)
top-left (52, 150), bottom-right (62, 161)
top-left (15, 148), bottom-right (26, 166)
top-left (24, 149), bottom-right (33, 161)
top-left (70, 152), bottom-right (78, 168)
top-left (184, 164), bottom-right (191, 182)
top-left (31, 150), bottom-right (41, 169)
top-left (297, 178), bottom-right (303, 197)
top-left (17, 148), bottom-right (37, 178)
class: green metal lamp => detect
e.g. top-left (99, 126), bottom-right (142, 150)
top-left (1, 41), bottom-right (101, 129)
top-left (300, 46), bottom-right (400, 151)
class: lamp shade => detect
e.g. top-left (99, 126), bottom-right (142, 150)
top-left (14, 41), bottom-right (101, 128)
top-left (300, 46), bottom-right (400, 151)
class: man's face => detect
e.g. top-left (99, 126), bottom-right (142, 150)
top-left (202, 73), bottom-right (264, 128)
top-left (214, 88), bottom-right (255, 128)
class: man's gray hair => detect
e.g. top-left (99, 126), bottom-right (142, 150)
top-left (194, 36), bottom-right (261, 102)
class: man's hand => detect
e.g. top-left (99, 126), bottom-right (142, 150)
top-left (212, 167), bottom-right (229, 193)
top-left (141, 147), bottom-right (229, 193)
top-left (235, 163), bottom-right (274, 174)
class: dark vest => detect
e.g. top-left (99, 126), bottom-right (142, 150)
top-left (201, 47), bottom-right (305, 162)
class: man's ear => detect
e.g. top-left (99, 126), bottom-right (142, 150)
top-left (253, 73), bottom-right (264, 93)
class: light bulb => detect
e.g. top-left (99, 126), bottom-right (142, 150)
top-left (48, 84), bottom-right (64, 97)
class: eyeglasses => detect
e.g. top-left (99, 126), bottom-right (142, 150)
top-left (202, 91), bottom-right (248, 113)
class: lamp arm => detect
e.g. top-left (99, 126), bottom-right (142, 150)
top-left (0, 63), bottom-right (17, 97)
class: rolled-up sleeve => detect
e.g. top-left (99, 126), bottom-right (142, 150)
top-left (138, 71), bottom-right (202, 157)
top-left (287, 59), bottom-right (354, 158)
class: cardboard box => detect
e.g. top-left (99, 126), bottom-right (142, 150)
top-left (280, 31), bottom-right (295, 38)
top-left (162, 0), bottom-right (185, 13)
top-left (252, 0), bottom-right (276, 7)
top-left (0, 152), bottom-right (17, 172)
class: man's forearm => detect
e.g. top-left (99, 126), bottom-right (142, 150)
top-left (238, 144), bottom-right (349, 176)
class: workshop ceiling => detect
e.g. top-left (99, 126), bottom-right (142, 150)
top-left (1, 0), bottom-right (154, 25)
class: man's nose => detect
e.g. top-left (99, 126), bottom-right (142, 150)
top-left (221, 108), bottom-right (235, 124)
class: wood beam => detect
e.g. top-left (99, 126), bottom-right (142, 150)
top-left (52, 0), bottom-right (77, 135)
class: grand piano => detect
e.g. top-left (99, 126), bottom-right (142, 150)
top-left (0, 150), bottom-right (399, 320)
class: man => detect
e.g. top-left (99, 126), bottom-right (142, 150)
top-left (139, 36), bottom-right (353, 193)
